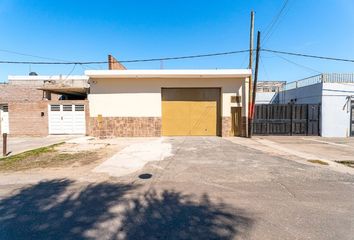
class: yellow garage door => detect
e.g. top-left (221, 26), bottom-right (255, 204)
top-left (162, 88), bottom-right (220, 136)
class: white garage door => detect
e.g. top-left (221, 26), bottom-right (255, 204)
top-left (48, 104), bottom-right (86, 134)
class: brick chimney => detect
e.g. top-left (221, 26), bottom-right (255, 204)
top-left (108, 54), bottom-right (127, 70)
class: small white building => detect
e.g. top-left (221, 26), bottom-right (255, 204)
top-left (278, 74), bottom-right (354, 137)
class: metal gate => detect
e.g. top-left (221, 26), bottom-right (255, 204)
top-left (253, 104), bottom-right (320, 136)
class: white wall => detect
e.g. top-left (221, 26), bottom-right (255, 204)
top-left (256, 92), bottom-right (278, 104)
top-left (321, 83), bottom-right (354, 137)
top-left (258, 82), bottom-right (354, 137)
top-left (88, 77), bottom-right (248, 118)
top-left (278, 83), bottom-right (323, 104)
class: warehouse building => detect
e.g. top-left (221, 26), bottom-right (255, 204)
top-left (86, 69), bottom-right (251, 137)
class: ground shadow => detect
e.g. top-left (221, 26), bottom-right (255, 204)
top-left (0, 180), bottom-right (253, 239)
top-left (119, 190), bottom-right (254, 240)
top-left (0, 179), bottom-right (136, 239)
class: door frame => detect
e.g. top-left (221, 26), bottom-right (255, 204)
top-left (161, 87), bottom-right (222, 136)
top-left (48, 104), bottom-right (86, 135)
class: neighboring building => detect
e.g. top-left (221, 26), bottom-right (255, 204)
top-left (277, 74), bottom-right (354, 137)
top-left (86, 69), bottom-right (251, 138)
top-left (0, 75), bottom-right (89, 136)
top-left (256, 81), bottom-right (285, 93)
top-left (255, 81), bottom-right (285, 104)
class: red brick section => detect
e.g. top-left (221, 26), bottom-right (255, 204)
top-left (8, 101), bottom-right (48, 136)
top-left (108, 55), bottom-right (127, 70)
top-left (89, 117), bottom-right (161, 138)
top-left (0, 85), bottom-right (43, 102)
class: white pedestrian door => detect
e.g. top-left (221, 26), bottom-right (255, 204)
top-left (0, 105), bottom-right (9, 134)
top-left (48, 104), bottom-right (86, 134)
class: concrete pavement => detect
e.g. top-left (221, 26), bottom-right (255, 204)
top-left (0, 135), bottom-right (81, 157)
top-left (0, 137), bottom-right (353, 239)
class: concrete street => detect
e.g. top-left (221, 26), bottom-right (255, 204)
top-left (0, 137), bottom-right (353, 239)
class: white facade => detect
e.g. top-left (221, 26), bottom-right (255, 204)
top-left (321, 83), bottom-right (354, 137)
top-left (278, 81), bottom-right (354, 137)
top-left (86, 70), bottom-right (251, 119)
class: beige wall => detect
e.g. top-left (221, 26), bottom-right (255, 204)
top-left (88, 77), bottom-right (249, 118)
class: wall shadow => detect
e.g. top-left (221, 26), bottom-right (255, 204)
top-left (0, 179), bottom-right (253, 239)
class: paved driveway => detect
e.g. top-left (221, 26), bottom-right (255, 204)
top-left (0, 135), bottom-right (80, 156)
top-left (0, 137), bottom-right (353, 239)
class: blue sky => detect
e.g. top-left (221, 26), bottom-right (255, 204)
top-left (0, 0), bottom-right (354, 82)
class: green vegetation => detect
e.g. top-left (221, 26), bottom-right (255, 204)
top-left (0, 143), bottom-right (98, 171)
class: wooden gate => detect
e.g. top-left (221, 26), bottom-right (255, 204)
top-left (253, 104), bottom-right (321, 136)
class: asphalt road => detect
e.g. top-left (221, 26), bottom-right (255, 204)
top-left (0, 137), bottom-right (353, 239)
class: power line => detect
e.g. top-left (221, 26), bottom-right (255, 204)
top-left (0, 50), bottom-right (250, 65)
top-left (0, 48), bottom-right (68, 62)
top-left (262, 49), bottom-right (354, 63)
top-left (268, 51), bottom-right (321, 74)
top-left (119, 50), bottom-right (250, 63)
top-left (0, 48), bottom-right (353, 65)
top-left (259, 55), bottom-right (271, 80)
top-left (262, 0), bottom-right (291, 45)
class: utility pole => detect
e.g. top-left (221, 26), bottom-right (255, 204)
top-left (247, 11), bottom-right (255, 138)
top-left (250, 31), bottom-right (261, 138)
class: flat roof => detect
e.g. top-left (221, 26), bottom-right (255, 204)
top-left (8, 75), bottom-right (88, 81)
top-left (85, 69), bottom-right (252, 79)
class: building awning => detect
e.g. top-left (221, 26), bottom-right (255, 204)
top-left (37, 87), bottom-right (88, 96)
top-left (85, 69), bottom-right (252, 79)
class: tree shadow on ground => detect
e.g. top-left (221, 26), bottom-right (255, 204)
top-left (0, 179), bottom-right (254, 240)
top-left (0, 179), bottom-right (136, 240)
top-left (119, 190), bottom-right (254, 240)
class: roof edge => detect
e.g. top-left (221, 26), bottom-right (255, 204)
top-left (85, 69), bottom-right (252, 79)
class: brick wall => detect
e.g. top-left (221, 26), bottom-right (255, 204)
top-left (89, 117), bottom-right (161, 138)
top-left (8, 101), bottom-right (48, 136)
top-left (89, 116), bottom-right (247, 138)
top-left (0, 85), bottom-right (43, 102)
top-left (7, 100), bottom-right (89, 137)
top-left (108, 55), bottom-right (127, 70)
